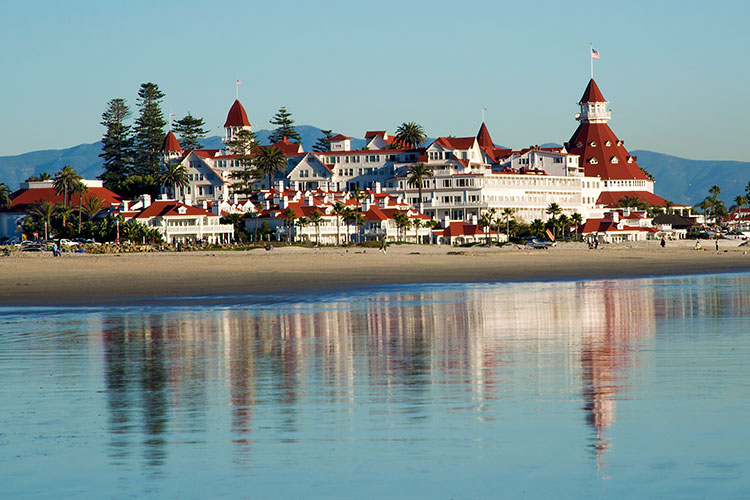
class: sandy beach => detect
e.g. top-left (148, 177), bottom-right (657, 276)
top-left (2, 240), bottom-right (750, 307)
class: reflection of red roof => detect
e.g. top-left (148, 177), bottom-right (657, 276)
top-left (11, 184), bottom-right (122, 211)
top-left (223, 100), bottom-right (251, 127)
top-left (162, 131), bottom-right (182, 152)
top-left (476, 123), bottom-right (494, 149)
top-left (566, 122), bottom-right (646, 180)
top-left (134, 201), bottom-right (215, 219)
top-left (580, 79), bottom-right (606, 103)
top-left (595, 190), bottom-right (670, 207)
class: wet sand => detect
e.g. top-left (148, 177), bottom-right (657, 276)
top-left (2, 240), bottom-right (749, 307)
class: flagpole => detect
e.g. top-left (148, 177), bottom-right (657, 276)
top-left (235, 79), bottom-right (239, 100)
top-left (481, 106), bottom-right (485, 123)
top-left (590, 43), bottom-right (593, 80)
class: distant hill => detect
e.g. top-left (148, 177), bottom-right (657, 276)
top-left (2, 131), bottom-right (748, 207)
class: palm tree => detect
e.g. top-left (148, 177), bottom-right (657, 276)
top-left (333, 202), bottom-right (346, 246)
top-left (734, 195), bottom-right (746, 214)
top-left (309, 209), bottom-right (323, 246)
top-left (425, 219), bottom-right (440, 244)
top-left (280, 207), bottom-right (296, 244)
top-left (353, 212), bottom-right (366, 243)
top-left (558, 214), bottom-right (571, 239)
top-left (709, 185), bottom-right (721, 200)
top-left (479, 208), bottom-right (496, 245)
top-left (545, 203), bottom-right (562, 238)
top-left (618, 195), bottom-right (648, 210)
top-left (256, 146), bottom-right (288, 190)
top-left (342, 207), bottom-right (357, 244)
top-left (529, 218), bottom-right (545, 238)
top-left (81, 196), bottom-right (106, 220)
top-left (72, 181), bottom-right (88, 234)
top-left (30, 201), bottom-right (57, 239)
top-left (393, 211), bottom-right (411, 241)
top-left (501, 208), bottom-right (514, 240)
top-left (0, 182), bottom-right (12, 208)
top-left (394, 121), bottom-right (426, 148)
top-left (406, 163), bottom-right (433, 212)
top-left (296, 217), bottom-right (310, 244)
top-left (159, 162), bottom-right (189, 199)
top-left (53, 165), bottom-right (82, 207)
top-left (412, 218), bottom-right (423, 243)
top-left (570, 212), bottom-right (583, 240)
top-left (663, 200), bottom-right (675, 215)
top-left (353, 188), bottom-right (365, 212)
top-left (56, 204), bottom-right (74, 232)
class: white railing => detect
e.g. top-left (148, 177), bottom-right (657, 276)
top-left (165, 224), bottom-right (234, 234)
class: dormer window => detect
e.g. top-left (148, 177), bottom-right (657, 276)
top-left (605, 141), bottom-right (612, 146)
top-left (610, 157), bottom-right (619, 163)
top-left (589, 141), bottom-right (597, 147)
top-left (177, 206), bottom-right (187, 214)
top-left (617, 140), bottom-right (623, 146)
top-left (627, 157), bottom-right (634, 163)
top-left (588, 158), bottom-right (598, 164)
top-left (576, 142), bottom-right (583, 148)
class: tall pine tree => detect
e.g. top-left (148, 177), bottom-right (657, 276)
top-left (133, 82), bottom-right (167, 177)
top-left (313, 129), bottom-right (333, 153)
top-left (268, 107), bottom-right (301, 144)
top-left (98, 98), bottom-right (134, 189)
top-left (173, 112), bottom-right (208, 151)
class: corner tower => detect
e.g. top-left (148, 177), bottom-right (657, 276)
top-left (223, 100), bottom-right (252, 144)
top-left (565, 79), bottom-right (649, 185)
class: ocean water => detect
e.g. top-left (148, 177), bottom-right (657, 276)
top-left (1, 274), bottom-right (749, 499)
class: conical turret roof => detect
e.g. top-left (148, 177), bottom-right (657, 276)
top-left (223, 100), bottom-right (251, 128)
top-left (162, 130), bottom-right (182, 153)
top-left (579, 79), bottom-right (607, 103)
top-left (476, 122), bottom-right (494, 149)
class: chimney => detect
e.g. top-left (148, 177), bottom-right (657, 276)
top-left (442, 215), bottom-right (451, 229)
top-left (374, 181), bottom-right (382, 194)
top-left (280, 196), bottom-right (289, 209)
top-left (471, 215), bottom-right (478, 226)
top-left (122, 200), bottom-right (130, 212)
top-left (183, 194), bottom-right (191, 206)
top-left (201, 200), bottom-right (208, 210)
top-left (159, 193), bottom-right (168, 200)
top-left (611, 211), bottom-right (620, 223)
top-left (276, 180), bottom-right (285, 192)
top-left (141, 194), bottom-right (151, 208)
top-left (383, 196), bottom-right (390, 208)
top-left (306, 194), bottom-right (314, 206)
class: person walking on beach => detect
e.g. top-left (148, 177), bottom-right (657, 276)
top-left (380, 238), bottom-right (388, 254)
top-left (661, 236), bottom-right (666, 248)
top-left (715, 238), bottom-right (719, 251)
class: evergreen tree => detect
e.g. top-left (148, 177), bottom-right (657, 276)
top-left (313, 129), bottom-right (333, 153)
top-left (173, 112), bottom-right (208, 151)
top-left (227, 129), bottom-right (260, 196)
top-left (133, 82), bottom-right (167, 177)
top-left (99, 98), bottom-right (134, 188)
top-left (268, 107), bottom-right (301, 144)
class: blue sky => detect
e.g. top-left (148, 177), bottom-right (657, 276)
top-left (1, 0), bottom-right (748, 160)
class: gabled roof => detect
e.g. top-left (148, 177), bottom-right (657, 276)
top-left (162, 131), bottom-right (182, 153)
top-left (476, 123), bottom-right (494, 149)
top-left (271, 137), bottom-right (304, 155)
top-left (134, 201), bottom-right (216, 219)
top-left (580, 79), bottom-right (606, 103)
top-left (438, 221), bottom-right (497, 237)
top-left (330, 134), bottom-right (351, 141)
top-left (364, 131), bottom-right (387, 139)
top-left (434, 136), bottom-right (476, 150)
top-left (223, 100), bottom-right (251, 127)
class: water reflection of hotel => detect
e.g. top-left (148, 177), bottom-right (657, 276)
top-left (94, 277), bottom-right (750, 470)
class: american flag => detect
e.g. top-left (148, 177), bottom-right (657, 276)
top-left (591, 48), bottom-right (600, 60)
top-left (236, 79), bottom-right (242, 86)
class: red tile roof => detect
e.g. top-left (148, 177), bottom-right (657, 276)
top-left (162, 131), bottom-right (182, 153)
top-left (364, 131), bottom-right (387, 139)
top-left (223, 100), bottom-right (251, 127)
top-left (476, 123), bottom-right (494, 149)
top-left (11, 185), bottom-right (122, 211)
top-left (580, 79), bottom-right (606, 103)
top-left (330, 134), bottom-right (351, 141)
top-left (566, 122), bottom-right (647, 180)
top-left (438, 221), bottom-right (497, 237)
top-left (595, 190), bottom-right (671, 207)
top-left (435, 137), bottom-right (476, 150)
top-left (272, 138), bottom-right (304, 155)
top-left (134, 201), bottom-right (216, 219)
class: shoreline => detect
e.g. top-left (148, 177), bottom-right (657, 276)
top-left (2, 240), bottom-right (750, 307)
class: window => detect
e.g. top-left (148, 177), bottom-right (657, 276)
top-left (589, 141), bottom-right (597, 147)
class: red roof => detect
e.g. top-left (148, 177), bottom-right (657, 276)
top-left (476, 123), bottom-right (494, 149)
top-left (434, 137), bottom-right (476, 150)
top-left (10, 184), bottom-right (122, 211)
top-left (580, 79), bottom-right (606, 103)
top-left (272, 138), bottom-right (304, 155)
top-left (438, 221), bottom-right (497, 237)
top-left (595, 190), bottom-right (671, 207)
top-left (162, 131), bottom-right (182, 153)
top-left (134, 201), bottom-right (215, 219)
top-left (223, 100), bottom-right (251, 128)
top-left (566, 122), bottom-right (646, 180)
top-left (330, 134), bottom-right (351, 141)
top-left (364, 131), bottom-right (387, 139)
